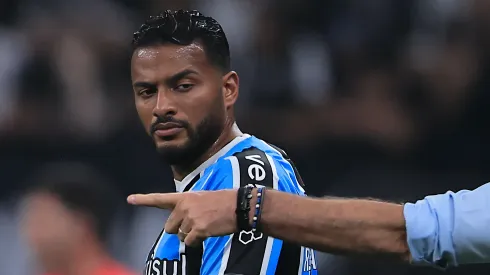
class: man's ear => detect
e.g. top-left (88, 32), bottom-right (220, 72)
top-left (222, 71), bottom-right (239, 108)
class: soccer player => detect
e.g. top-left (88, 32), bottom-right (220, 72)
top-left (130, 10), bottom-right (317, 275)
top-left (130, 182), bottom-right (490, 268)
top-left (21, 162), bottom-right (136, 275)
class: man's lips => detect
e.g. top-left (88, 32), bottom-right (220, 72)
top-left (153, 123), bottom-right (184, 138)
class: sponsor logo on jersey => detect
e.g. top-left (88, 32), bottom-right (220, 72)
top-left (144, 253), bottom-right (186, 275)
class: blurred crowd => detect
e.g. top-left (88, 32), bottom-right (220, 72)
top-left (1, 0), bottom-right (490, 274)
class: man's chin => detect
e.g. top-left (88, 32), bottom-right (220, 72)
top-left (155, 142), bottom-right (193, 165)
top-left (155, 138), bottom-right (188, 152)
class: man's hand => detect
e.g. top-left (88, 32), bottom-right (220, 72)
top-left (127, 190), bottom-right (238, 246)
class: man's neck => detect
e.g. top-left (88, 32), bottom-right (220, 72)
top-left (171, 121), bottom-right (242, 181)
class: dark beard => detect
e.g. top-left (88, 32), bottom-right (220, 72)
top-left (155, 113), bottom-right (225, 167)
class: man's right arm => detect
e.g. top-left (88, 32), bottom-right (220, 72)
top-left (129, 179), bottom-right (490, 267)
top-left (256, 183), bottom-right (490, 267)
top-left (255, 190), bottom-right (410, 261)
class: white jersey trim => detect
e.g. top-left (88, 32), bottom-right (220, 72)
top-left (174, 132), bottom-right (250, 193)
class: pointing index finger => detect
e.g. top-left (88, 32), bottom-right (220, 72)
top-left (127, 193), bottom-right (182, 209)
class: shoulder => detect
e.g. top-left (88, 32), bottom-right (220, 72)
top-left (201, 137), bottom-right (305, 194)
top-left (218, 137), bottom-right (290, 175)
top-left (198, 146), bottom-right (275, 190)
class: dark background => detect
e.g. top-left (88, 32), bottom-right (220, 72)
top-left (1, 0), bottom-right (490, 274)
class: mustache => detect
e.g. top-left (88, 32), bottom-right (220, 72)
top-left (150, 116), bottom-right (189, 134)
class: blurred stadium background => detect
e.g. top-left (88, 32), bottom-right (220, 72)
top-left (1, 0), bottom-right (490, 274)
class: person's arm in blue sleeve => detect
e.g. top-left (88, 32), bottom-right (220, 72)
top-left (404, 182), bottom-right (490, 267)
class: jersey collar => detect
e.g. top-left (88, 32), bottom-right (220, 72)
top-left (174, 134), bottom-right (250, 192)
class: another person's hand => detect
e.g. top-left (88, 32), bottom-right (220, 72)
top-left (127, 190), bottom-right (237, 246)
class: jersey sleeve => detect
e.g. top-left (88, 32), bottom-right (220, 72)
top-left (199, 148), bottom-right (317, 275)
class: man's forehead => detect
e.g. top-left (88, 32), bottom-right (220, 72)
top-left (132, 43), bottom-right (210, 77)
top-left (134, 43), bottom-right (206, 63)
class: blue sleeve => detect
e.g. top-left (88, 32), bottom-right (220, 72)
top-left (198, 150), bottom-right (317, 275)
top-left (404, 182), bottom-right (490, 267)
top-left (273, 157), bottom-right (307, 196)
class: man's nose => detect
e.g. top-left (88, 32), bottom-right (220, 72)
top-left (153, 89), bottom-right (177, 117)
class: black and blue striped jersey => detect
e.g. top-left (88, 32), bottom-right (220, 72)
top-left (144, 134), bottom-right (318, 275)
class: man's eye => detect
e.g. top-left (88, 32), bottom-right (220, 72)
top-left (139, 89), bottom-right (155, 98)
top-left (174, 84), bottom-right (194, 92)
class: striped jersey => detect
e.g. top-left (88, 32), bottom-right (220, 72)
top-left (144, 134), bottom-right (318, 275)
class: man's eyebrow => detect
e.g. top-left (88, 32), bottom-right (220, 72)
top-left (132, 69), bottom-right (199, 89)
top-left (165, 69), bottom-right (199, 85)
top-left (133, 82), bottom-right (155, 89)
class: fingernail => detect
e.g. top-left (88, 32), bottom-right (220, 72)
top-left (127, 195), bottom-right (135, 204)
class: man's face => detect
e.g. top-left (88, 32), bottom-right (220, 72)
top-left (131, 43), bottom-right (231, 165)
top-left (21, 193), bottom-right (81, 272)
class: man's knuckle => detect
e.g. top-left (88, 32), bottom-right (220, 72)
top-left (193, 223), bottom-right (204, 231)
top-left (176, 200), bottom-right (188, 213)
top-left (194, 223), bottom-right (209, 235)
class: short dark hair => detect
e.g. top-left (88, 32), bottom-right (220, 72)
top-left (132, 10), bottom-right (231, 72)
top-left (26, 162), bottom-right (119, 242)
